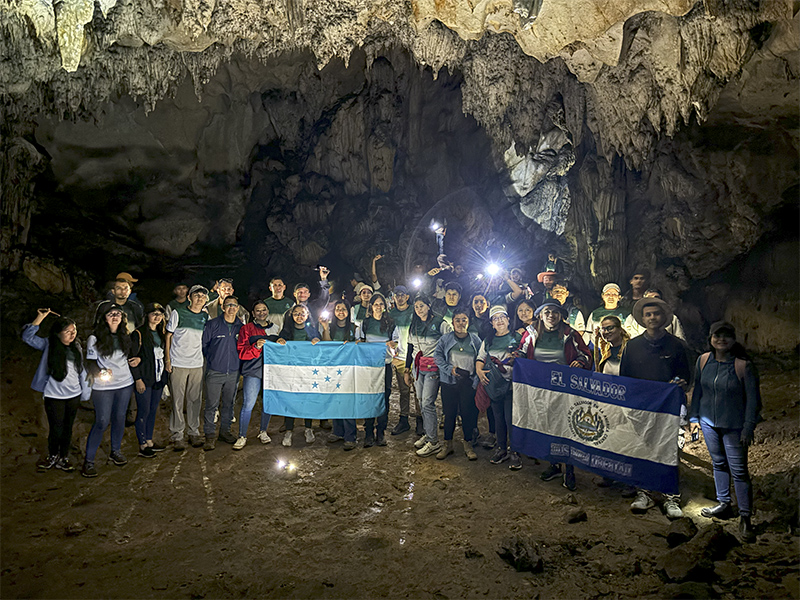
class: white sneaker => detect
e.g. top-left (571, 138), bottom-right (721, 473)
top-left (258, 431), bottom-right (271, 444)
top-left (233, 437), bottom-right (247, 450)
top-left (414, 434), bottom-right (428, 449)
top-left (304, 428), bottom-right (316, 444)
top-left (630, 490), bottom-right (655, 512)
top-left (282, 431), bottom-right (293, 447)
top-left (664, 496), bottom-right (683, 519)
top-left (416, 441), bottom-right (441, 457)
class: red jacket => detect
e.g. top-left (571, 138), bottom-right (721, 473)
top-left (237, 321), bottom-right (280, 378)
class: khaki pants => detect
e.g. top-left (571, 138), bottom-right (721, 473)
top-left (169, 366), bottom-right (203, 440)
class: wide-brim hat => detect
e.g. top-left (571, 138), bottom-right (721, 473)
top-left (632, 298), bottom-right (674, 328)
top-left (534, 302), bottom-right (568, 320)
top-left (537, 270), bottom-right (557, 283)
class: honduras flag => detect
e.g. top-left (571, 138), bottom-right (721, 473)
top-left (263, 341), bottom-right (387, 419)
top-left (511, 358), bottom-right (682, 494)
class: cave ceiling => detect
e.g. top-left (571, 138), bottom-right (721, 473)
top-left (0, 0), bottom-right (798, 327)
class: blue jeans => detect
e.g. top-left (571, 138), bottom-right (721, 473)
top-left (415, 369), bottom-right (440, 443)
top-left (85, 385), bottom-right (134, 463)
top-left (239, 376), bottom-right (271, 437)
top-left (204, 370), bottom-right (238, 437)
top-left (701, 422), bottom-right (752, 516)
top-left (364, 365), bottom-right (393, 436)
top-left (333, 419), bottom-right (357, 443)
top-left (134, 386), bottom-right (162, 445)
top-left (490, 388), bottom-right (513, 451)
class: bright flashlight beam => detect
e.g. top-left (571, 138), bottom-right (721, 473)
top-left (321, 311), bottom-right (330, 320)
top-left (276, 460), bottom-right (286, 469)
top-left (486, 263), bottom-right (500, 276)
top-left (412, 278), bottom-right (422, 289)
top-left (430, 222), bottom-right (439, 231)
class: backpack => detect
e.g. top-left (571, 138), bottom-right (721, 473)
top-left (698, 352), bottom-right (746, 381)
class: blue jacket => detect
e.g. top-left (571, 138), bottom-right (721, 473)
top-left (435, 331), bottom-right (482, 387)
top-left (22, 324), bottom-right (91, 399)
top-left (202, 316), bottom-right (243, 375)
top-left (689, 355), bottom-right (761, 430)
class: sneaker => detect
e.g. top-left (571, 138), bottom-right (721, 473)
top-left (174, 439), bottom-right (187, 451)
top-left (540, 463), bottom-right (562, 481)
top-left (739, 516), bottom-right (756, 543)
top-left (203, 437), bottom-right (216, 451)
top-left (189, 435), bottom-right (204, 448)
top-left (508, 452), bottom-right (523, 471)
top-left (479, 433), bottom-right (496, 449)
top-left (218, 430), bottom-right (237, 444)
top-left (663, 495), bottom-right (683, 519)
top-left (416, 441), bottom-right (441, 457)
top-left (37, 455), bottom-right (59, 471)
top-left (630, 490), bottom-right (655, 512)
top-left (138, 446), bottom-right (156, 458)
top-left (563, 466), bottom-right (576, 490)
top-left (108, 452), bottom-right (128, 466)
top-left (391, 417), bottom-right (410, 435)
top-left (81, 462), bottom-right (98, 478)
top-left (414, 434), bottom-right (428, 449)
top-left (149, 443), bottom-right (167, 452)
top-left (490, 448), bottom-right (509, 464)
top-left (257, 431), bottom-right (271, 444)
top-left (463, 440), bottom-right (478, 461)
top-left (327, 433), bottom-right (344, 443)
top-left (304, 429), bottom-right (316, 444)
top-left (282, 431), bottom-right (293, 447)
top-left (343, 441), bottom-right (357, 451)
top-left (436, 440), bottom-right (454, 460)
top-left (375, 431), bottom-right (387, 446)
top-left (233, 437), bottom-right (247, 450)
top-left (55, 456), bottom-right (75, 472)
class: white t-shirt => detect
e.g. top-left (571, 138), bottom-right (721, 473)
top-left (166, 307), bottom-right (207, 369)
top-left (43, 359), bottom-right (82, 399)
top-left (86, 335), bottom-right (134, 391)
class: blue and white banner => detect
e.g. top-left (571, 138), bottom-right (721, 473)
top-left (511, 358), bottom-right (683, 494)
top-left (263, 341), bottom-right (387, 419)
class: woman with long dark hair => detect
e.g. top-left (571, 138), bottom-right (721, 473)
top-left (130, 303), bottom-right (169, 458)
top-left (405, 294), bottom-right (445, 458)
top-left (22, 308), bottom-right (90, 472)
top-left (689, 321), bottom-right (761, 543)
top-left (357, 293), bottom-right (398, 447)
top-left (321, 300), bottom-right (359, 450)
top-left (83, 303), bottom-right (138, 477)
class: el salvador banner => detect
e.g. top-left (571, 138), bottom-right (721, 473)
top-left (263, 341), bottom-right (387, 419)
top-left (511, 358), bottom-right (683, 494)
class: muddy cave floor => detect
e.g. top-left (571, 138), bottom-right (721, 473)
top-left (1, 349), bottom-right (798, 600)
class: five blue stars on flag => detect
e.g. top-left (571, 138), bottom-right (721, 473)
top-left (310, 366), bottom-right (346, 392)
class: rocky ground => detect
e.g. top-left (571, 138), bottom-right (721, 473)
top-left (1, 341), bottom-right (798, 600)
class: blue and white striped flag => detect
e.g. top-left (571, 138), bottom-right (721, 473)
top-left (263, 341), bottom-right (387, 419)
top-left (511, 358), bottom-right (682, 494)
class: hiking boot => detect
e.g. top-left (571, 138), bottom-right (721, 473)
top-left (55, 456), bottom-right (75, 472)
top-left (37, 455), bottom-right (59, 471)
top-left (327, 433), bottom-right (344, 443)
top-left (138, 446), bottom-right (156, 458)
top-left (416, 441), bottom-right (441, 457)
top-left (701, 502), bottom-right (733, 519)
top-left (189, 435), bottom-right (204, 448)
top-left (414, 434), bottom-right (428, 449)
top-left (540, 463), bottom-right (562, 481)
top-left (489, 448), bottom-right (509, 464)
top-left (363, 432), bottom-right (375, 448)
top-left (233, 437), bottom-right (247, 450)
top-left (563, 465), bottom-right (576, 490)
top-left (478, 433), bottom-right (496, 449)
top-left (282, 431), bottom-right (293, 447)
top-left (739, 515), bottom-right (756, 543)
top-left (81, 462), bottom-right (98, 478)
top-left (508, 452), bottom-right (523, 471)
top-left (436, 440), bottom-right (453, 460)
top-left (415, 416), bottom-right (424, 437)
top-left (257, 431), bottom-right (271, 444)
top-left (218, 430), bottom-right (238, 444)
top-left (630, 491), bottom-right (655, 512)
top-left (391, 416), bottom-right (410, 435)
top-left (203, 437), bottom-right (216, 451)
top-left (663, 495), bottom-right (683, 519)
top-left (463, 440), bottom-right (477, 461)
top-left (174, 439), bottom-right (187, 451)
top-left (343, 441), bottom-right (357, 451)
top-left (304, 429), bottom-right (316, 444)
top-left (108, 452), bottom-right (128, 466)
top-left (375, 431), bottom-right (387, 446)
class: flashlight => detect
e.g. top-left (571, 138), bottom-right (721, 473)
top-left (475, 273), bottom-right (484, 280)
top-left (321, 310), bottom-right (330, 320)
top-left (276, 459), bottom-right (287, 470)
top-left (430, 221), bottom-right (439, 231)
top-left (486, 263), bottom-right (500, 276)
top-left (99, 369), bottom-right (112, 382)
top-left (412, 278), bottom-right (422, 289)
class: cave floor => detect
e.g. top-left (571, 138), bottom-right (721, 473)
top-left (1, 352), bottom-right (798, 600)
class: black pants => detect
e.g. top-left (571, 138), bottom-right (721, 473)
top-left (441, 379), bottom-right (479, 442)
top-left (44, 395), bottom-right (80, 457)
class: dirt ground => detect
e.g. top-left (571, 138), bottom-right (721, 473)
top-left (1, 340), bottom-right (798, 600)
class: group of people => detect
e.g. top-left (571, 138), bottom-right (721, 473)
top-left (23, 253), bottom-right (761, 543)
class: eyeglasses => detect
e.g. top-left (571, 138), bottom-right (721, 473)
top-left (223, 304), bottom-right (239, 309)
top-left (602, 325), bottom-right (617, 332)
